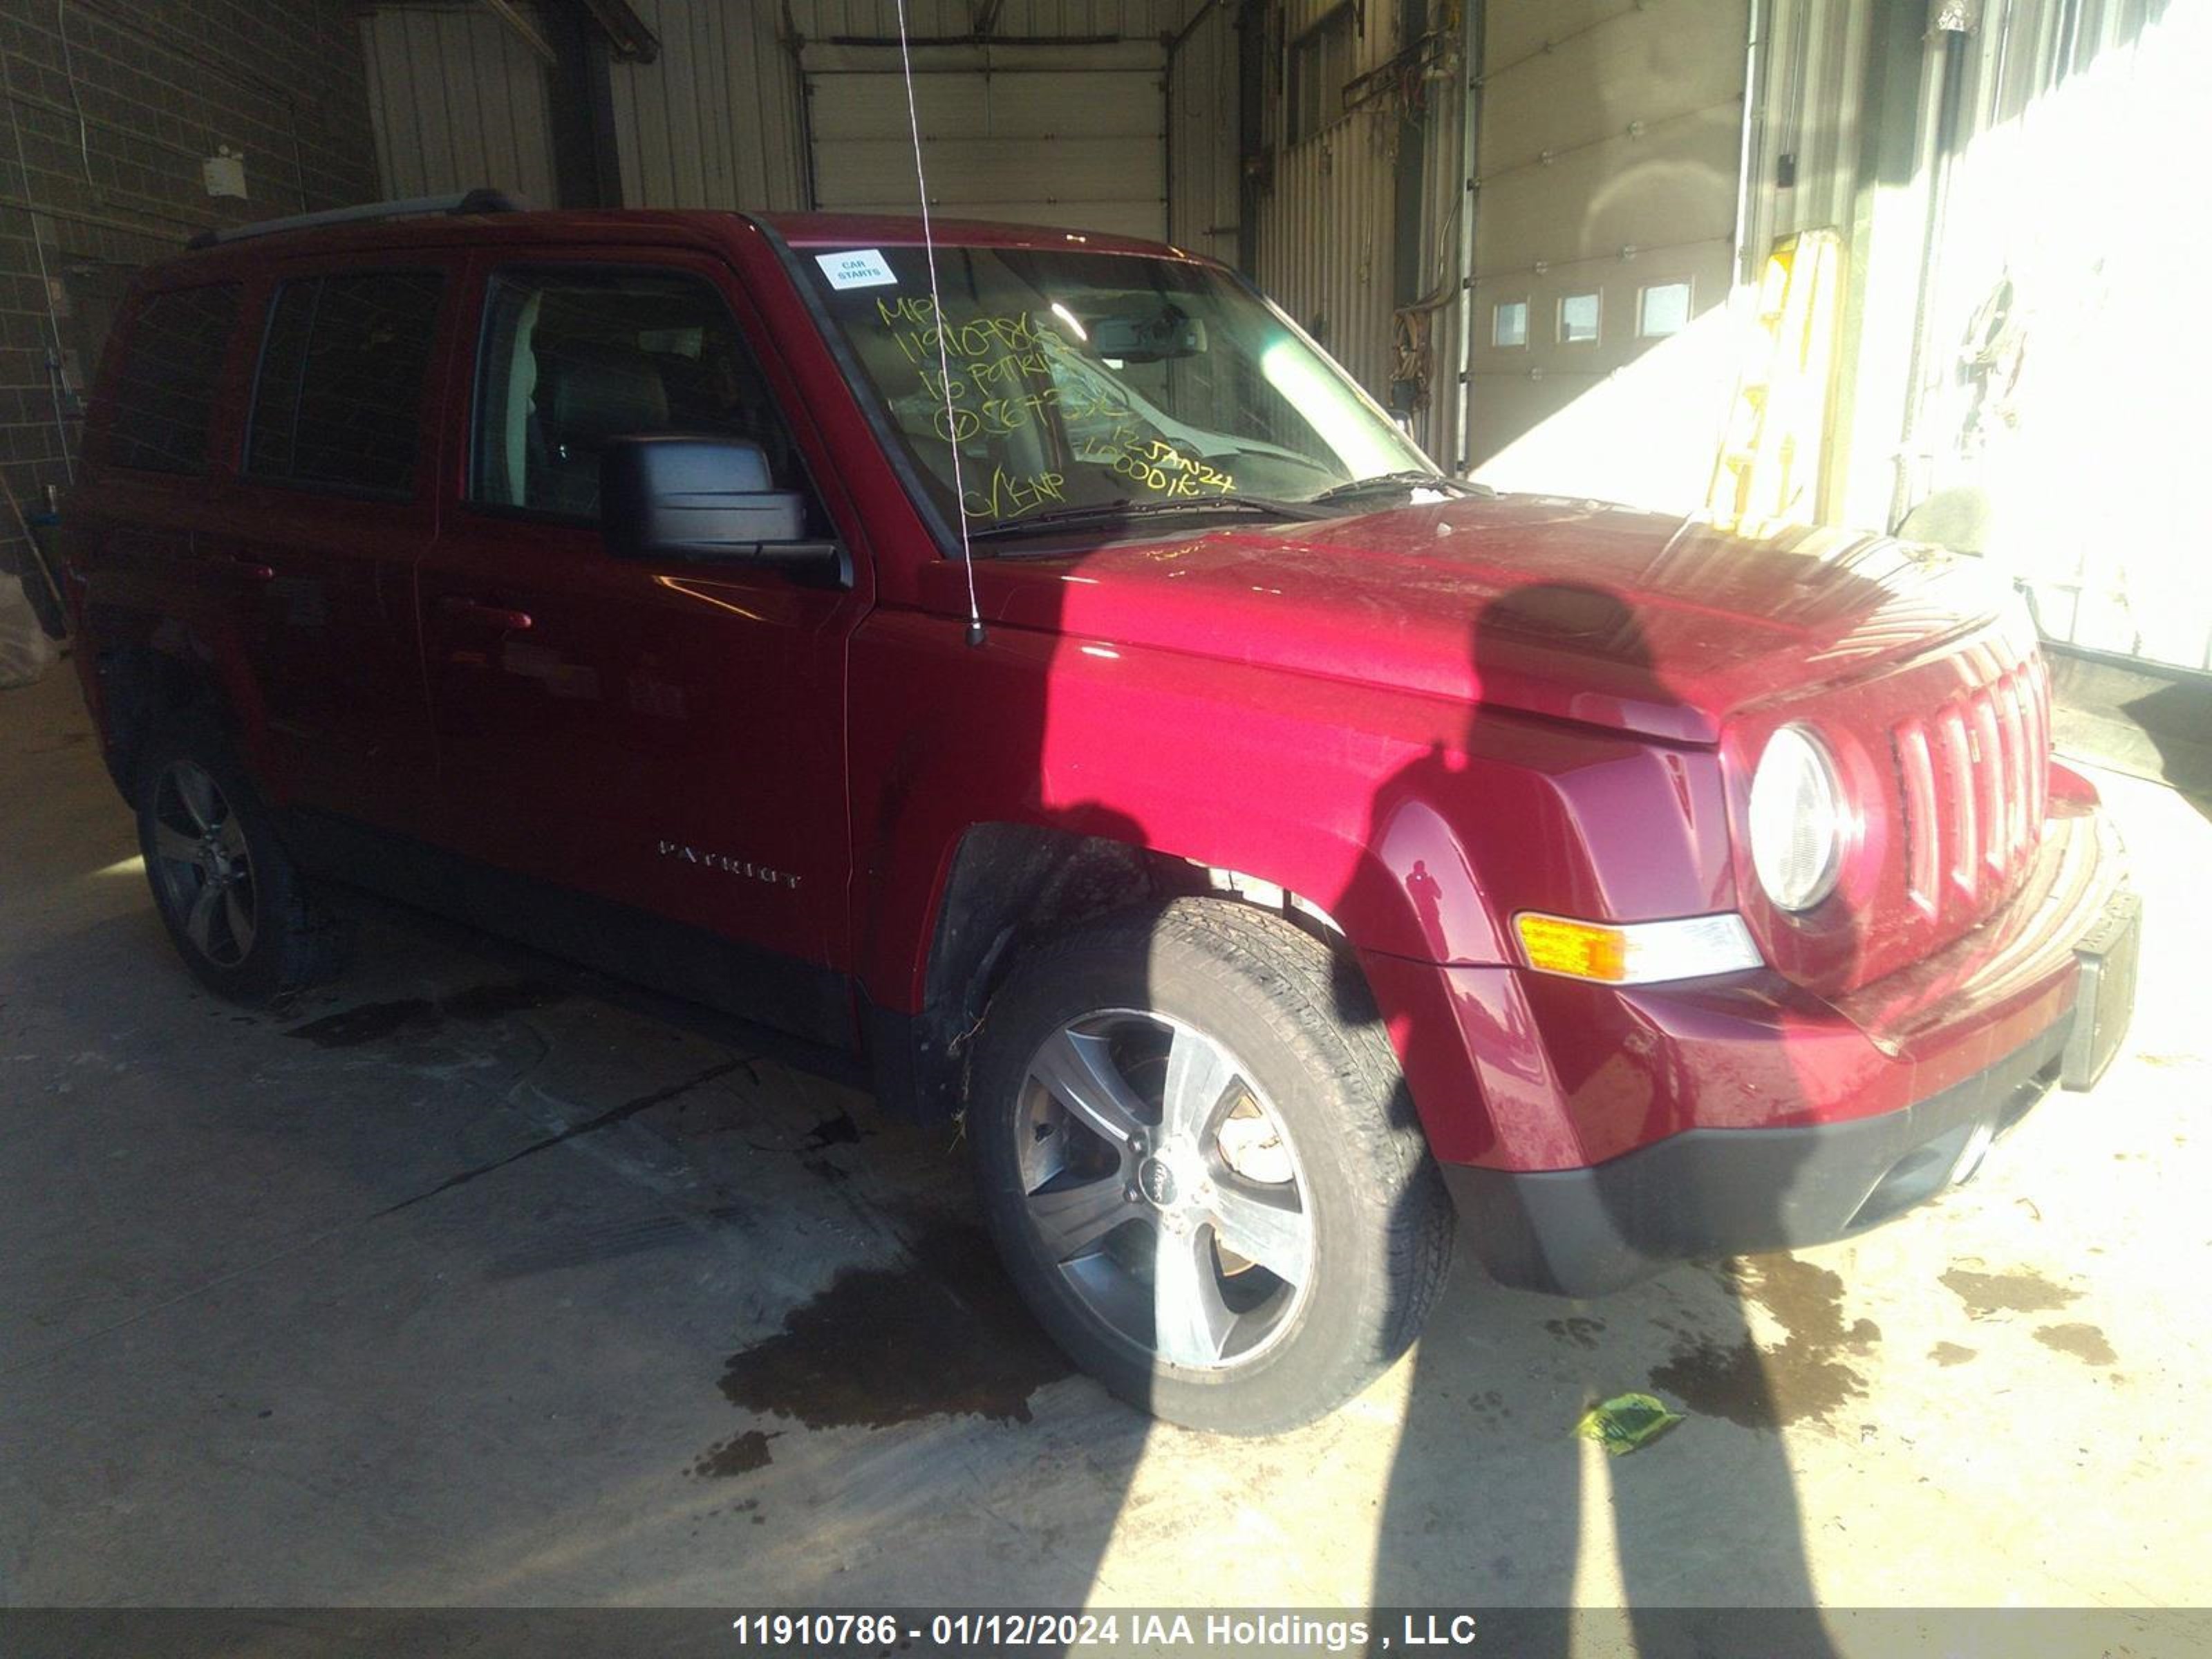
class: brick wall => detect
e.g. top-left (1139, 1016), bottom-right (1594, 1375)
top-left (0, 0), bottom-right (380, 591)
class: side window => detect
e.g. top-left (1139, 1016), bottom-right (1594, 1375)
top-left (470, 265), bottom-right (823, 531)
top-left (106, 283), bottom-right (240, 474)
top-left (247, 270), bottom-right (444, 496)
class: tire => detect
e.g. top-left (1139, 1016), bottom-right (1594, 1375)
top-left (968, 899), bottom-right (1454, 1434)
top-left (133, 715), bottom-right (350, 1006)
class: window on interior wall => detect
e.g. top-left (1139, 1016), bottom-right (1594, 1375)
top-left (1492, 300), bottom-right (1529, 349)
top-left (1559, 291), bottom-right (1602, 345)
top-left (1287, 4), bottom-right (1357, 146)
top-left (1637, 280), bottom-right (1693, 339)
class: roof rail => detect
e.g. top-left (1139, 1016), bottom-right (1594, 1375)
top-left (186, 189), bottom-right (524, 250)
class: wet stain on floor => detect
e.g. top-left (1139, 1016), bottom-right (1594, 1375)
top-left (691, 1428), bottom-right (780, 1478)
top-left (802, 1112), bottom-right (865, 1150)
top-left (1467, 1389), bottom-right (1511, 1428)
top-left (1940, 1266), bottom-right (2080, 1320)
top-left (285, 981), bottom-right (567, 1048)
top-left (1543, 1316), bottom-right (1604, 1351)
top-left (287, 997), bottom-right (436, 1047)
top-left (438, 980), bottom-right (570, 1022)
top-left (2034, 1322), bottom-right (2117, 1367)
top-left (709, 1221), bottom-right (1072, 1439)
top-left (1647, 1255), bottom-right (1881, 1431)
top-left (1929, 1342), bottom-right (1977, 1367)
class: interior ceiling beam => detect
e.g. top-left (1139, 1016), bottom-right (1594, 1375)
top-left (579, 0), bottom-right (660, 62)
top-left (478, 0), bottom-right (558, 65)
top-left (477, 0), bottom-right (660, 66)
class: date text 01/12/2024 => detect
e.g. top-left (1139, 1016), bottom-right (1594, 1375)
top-left (723, 1611), bottom-right (1483, 1650)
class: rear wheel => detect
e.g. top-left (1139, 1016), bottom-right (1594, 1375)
top-left (134, 719), bottom-right (348, 1005)
top-left (969, 900), bottom-right (1454, 1434)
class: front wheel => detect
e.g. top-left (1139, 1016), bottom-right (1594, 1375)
top-left (968, 900), bottom-right (1454, 1434)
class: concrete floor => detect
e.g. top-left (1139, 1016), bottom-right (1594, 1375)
top-left (3, 662), bottom-right (2209, 1638)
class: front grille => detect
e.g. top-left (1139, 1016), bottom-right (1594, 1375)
top-left (1892, 652), bottom-right (2050, 922)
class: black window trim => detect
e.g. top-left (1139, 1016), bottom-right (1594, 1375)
top-left (241, 265), bottom-right (447, 505)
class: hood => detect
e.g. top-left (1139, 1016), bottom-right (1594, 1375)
top-left (961, 496), bottom-right (2018, 744)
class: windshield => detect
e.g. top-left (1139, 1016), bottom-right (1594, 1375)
top-left (798, 243), bottom-right (1432, 536)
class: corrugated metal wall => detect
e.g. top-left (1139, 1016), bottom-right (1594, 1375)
top-left (1165, 1), bottom-right (1240, 263)
top-left (1412, 25), bottom-right (1471, 468)
top-left (610, 0), bottom-right (807, 210)
top-left (359, 4), bottom-right (558, 205)
top-left (1747, 0), bottom-right (1867, 252)
top-left (1252, 2), bottom-right (1391, 399)
top-left (1254, 108), bottom-right (1399, 402)
top-left (1900, 0), bottom-right (2207, 671)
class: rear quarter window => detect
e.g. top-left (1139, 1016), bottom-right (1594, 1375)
top-left (104, 284), bottom-right (241, 474)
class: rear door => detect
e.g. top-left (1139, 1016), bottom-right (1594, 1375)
top-left (413, 248), bottom-right (869, 1047)
top-left (66, 279), bottom-right (250, 710)
top-left (202, 255), bottom-right (460, 835)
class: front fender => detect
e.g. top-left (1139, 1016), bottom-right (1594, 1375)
top-left (847, 608), bottom-right (1734, 1010)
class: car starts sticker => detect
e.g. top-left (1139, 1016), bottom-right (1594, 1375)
top-left (816, 249), bottom-right (897, 290)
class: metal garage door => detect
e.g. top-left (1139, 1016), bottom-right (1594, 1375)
top-left (1463, 0), bottom-right (1750, 510)
top-left (803, 46), bottom-right (1167, 241)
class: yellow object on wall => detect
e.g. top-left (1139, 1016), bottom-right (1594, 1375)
top-left (1707, 229), bottom-right (1845, 538)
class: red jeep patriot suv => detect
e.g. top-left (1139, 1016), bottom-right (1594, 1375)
top-left (64, 196), bottom-right (2139, 1431)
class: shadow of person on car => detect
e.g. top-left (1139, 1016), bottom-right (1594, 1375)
top-left (1356, 579), bottom-right (1856, 1653)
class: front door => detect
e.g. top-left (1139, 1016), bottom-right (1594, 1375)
top-left (415, 252), bottom-right (865, 1047)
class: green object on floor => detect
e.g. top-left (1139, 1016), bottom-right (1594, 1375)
top-left (1574, 1392), bottom-right (1683, 1454)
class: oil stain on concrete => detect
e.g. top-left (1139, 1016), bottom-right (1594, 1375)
top-left (691, 1429), bottom-right (780, 1479)
top-left (285, 980), bottom-right (568, 1048)
top-left (698, 1220), bottom-right (1072, 1470)
top-left (1649, 1255), bottom-right (1881, 1430)
top-left (1939, 1265), bottom-right (2080, 1320)
top-left (2034, 1322), bottom-right (2118, 1367)
top-left (801, 1112), bottom-right (865, 1151)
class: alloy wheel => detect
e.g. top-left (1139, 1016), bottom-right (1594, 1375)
top-left (1015, 1009), bottom-right (1314, 1371)
top-left (147, 760), bottom-right (258, 967)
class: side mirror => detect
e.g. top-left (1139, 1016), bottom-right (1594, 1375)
top-left (600, 436), bottom-right (845, 585)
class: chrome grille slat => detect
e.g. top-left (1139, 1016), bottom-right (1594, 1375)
top-left (1895, 718), bottom-right (1940, 917)
top-left (1937, 706), bottom-right (1978, 903)
top-left (1971, 691), bottom-right (2005, 881)
top-left (1994, 671), bottom-right (2023, 865)
top-left (1895, 647), bottom-right (2049, 929)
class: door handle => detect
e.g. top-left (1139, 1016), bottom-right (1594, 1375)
top-left (227, 554), bottom-right (275, 581)
top-left (436, 594), bottom-right (534, 632)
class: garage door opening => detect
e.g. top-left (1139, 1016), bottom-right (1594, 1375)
top-left (801, 42), bottom-right (1167, 241)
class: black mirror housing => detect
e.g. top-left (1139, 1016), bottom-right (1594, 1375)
top-left (600, 436), bottom-right (842, 584)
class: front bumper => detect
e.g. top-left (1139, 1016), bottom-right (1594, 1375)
top-left (1445, 883), bottom-right (2139, 1297)
top-left (1371, 799), bottom-right (2141, 1297)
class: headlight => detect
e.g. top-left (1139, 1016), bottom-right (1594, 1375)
top-left (1747, 724), bottom-right (1846, 911)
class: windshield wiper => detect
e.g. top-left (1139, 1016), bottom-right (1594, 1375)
top-left (1309, 470), bottom-right (1493, 505)
top-left (968, 494), bottom-right (1327, 541)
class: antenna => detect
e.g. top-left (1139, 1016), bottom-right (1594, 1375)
top-left (894, 0), bottom-right (987, 649)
